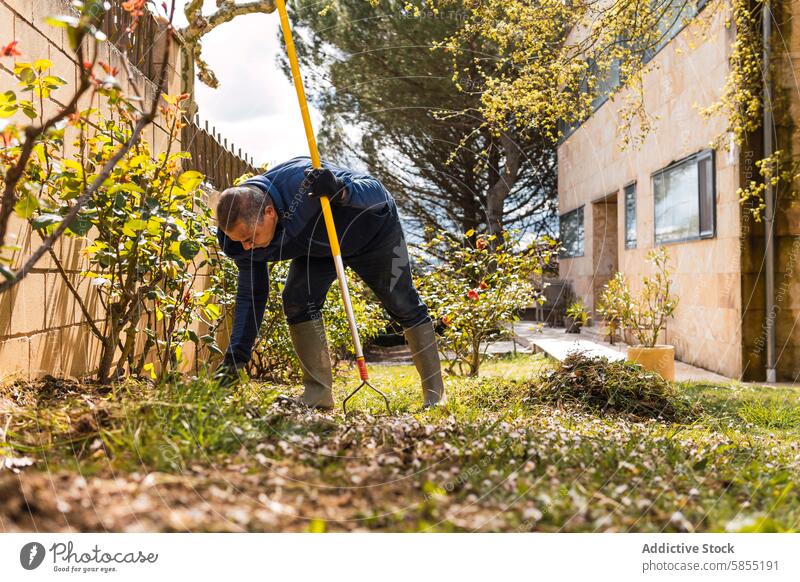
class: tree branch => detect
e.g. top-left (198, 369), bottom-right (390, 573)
top-left (0, 45), bottom-right (92, 255)
top-left (179, 0), bottom-right (277, 89)
top-left (0, 8), bottom-right (177, 294)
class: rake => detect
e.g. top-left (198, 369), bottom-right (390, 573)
top-left (275, 0), bottom-right (390, 416)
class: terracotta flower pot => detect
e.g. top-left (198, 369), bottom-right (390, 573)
top-left (627, 345), bottom-right (675, 381)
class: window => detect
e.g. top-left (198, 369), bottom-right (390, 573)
top-left (624, 182), bottom-right (637, 249)
top-left (558, 58), bottom-right (621, 142)
top-left (653, 150), bottom-right (715, 244)
top-left (588, 57), bottom-right (621, 111)
top-left (560, 206), bottom-right (585, 258)
top-left (642, 0), bottom-right (699, 63)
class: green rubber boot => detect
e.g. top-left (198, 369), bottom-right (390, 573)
top-left (404, 320), bottom-right (446, 407)
top-left (289, 318), bottom-right (334, 409)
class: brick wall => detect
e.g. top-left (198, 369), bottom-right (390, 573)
top-left (0, 0), bottom-right (227, 382)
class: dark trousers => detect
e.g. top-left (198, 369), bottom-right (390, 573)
top-left (281, 216), bottom-right (430, 329)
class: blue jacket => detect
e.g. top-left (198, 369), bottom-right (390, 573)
top-left (217, 156), bottom-right (397, 365)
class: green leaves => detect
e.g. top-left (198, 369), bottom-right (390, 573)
top-left (0, 90), bottom-right (18, 118)
top-left (67, 213), bottom-right (93, 236)
top-left (31, 213), bottom-right (63, 232)
top-left (44, 15), bottom-right (81, 30)
top-left (177, 170), bottom-right (204, 192)
top-left (33, 59), bottom-right (53, 73)
top-left (13, 60), bottom-right (66, 99)
top-left (3, 74), bottom-right (223, 383)
top-left (14, 191), bottom-right (39, 219)
top-left (122, 218), bottom-right (147, 237)
top-left (57, 1), bottom-right (109, 51)
top-left (179, 240), bottom-right (200, 260)
top-left (13, 62), bottom-right (36, 84)
top-left (0, 264), bottom-right (15, 282)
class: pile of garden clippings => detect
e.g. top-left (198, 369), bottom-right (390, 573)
top-left (533, 352), bottom-right (700, 422)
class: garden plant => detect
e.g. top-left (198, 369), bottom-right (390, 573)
top-left (415, 230), bottom-right (558, 376)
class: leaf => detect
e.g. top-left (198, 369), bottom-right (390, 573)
top-left (45, 15), bottom-right (81, 30)
top-left (42, 75), bottom-right (67, 89)
top-left (33, 59), bottom-right (53, 73)
top-left (0, 90), bottom-right (17, 118)
top-left (0, 264), bottom-right (15, 282)
top-left (67, 214), bottom-right (93, 236)
top-left (177, 170), bottom-right (204, 192)
top-left (31, 213), bottom-right (63, 231)
top-left (14, 191), bottom-right (39, 219)
top-left (13, 63), bottom-right (35, 84)
top-left (179, 240), bottom-right (200, 260)
top-left (142, 362), bottom-right (157, 380)
top-left (122, 218), bottom-right (147, 236)
top-left (20, 102), bottom-right (36, 119)
top-left (204, 304), bottom-right (221, 319)
top-left (108, 182), bottom-right (144, 195)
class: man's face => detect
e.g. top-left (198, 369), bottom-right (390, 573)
top-left (223, 206), bottom-right (278, 250)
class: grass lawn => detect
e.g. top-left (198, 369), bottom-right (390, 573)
top-left (1, 353), bottom-right (799, 532)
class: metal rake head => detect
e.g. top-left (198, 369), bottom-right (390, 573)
top-left (342, 380), bottom-right (391, 416)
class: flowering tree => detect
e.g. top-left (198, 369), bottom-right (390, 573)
top-left (401, 0), bottom-right (790, 218)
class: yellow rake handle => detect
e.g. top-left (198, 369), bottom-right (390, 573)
top-left (275, 0), bottom-right (368, 382)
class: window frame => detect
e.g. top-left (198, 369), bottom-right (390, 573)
top-left (651, 149), bottom-right (716, 246)
top-left (623, 181), bottom-right (637, 249)
top-left (559, 205), bottom-right (585, 258)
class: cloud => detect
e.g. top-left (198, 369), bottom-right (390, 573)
top-left (176, 2), bottom-right (322, 166)
top-left (203, 109), bottom-right (323, 170)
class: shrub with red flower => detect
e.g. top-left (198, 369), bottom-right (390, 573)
top-left (416, 229), bottom-right (558, 376)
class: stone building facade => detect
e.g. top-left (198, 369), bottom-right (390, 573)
top-left (557, 0), bottom-right (800, 381)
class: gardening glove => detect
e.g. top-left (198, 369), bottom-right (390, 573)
top-left (304, 167), bottom-right (346, 203)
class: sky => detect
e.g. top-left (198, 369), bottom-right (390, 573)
top-left (174, 2), bottom-right (322, 168)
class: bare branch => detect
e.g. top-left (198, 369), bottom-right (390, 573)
top-left (206, 0), bottom-right (276, 31)
top-left (179, 0), bottom-right (276, 89)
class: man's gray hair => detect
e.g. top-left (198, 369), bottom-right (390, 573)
top-left (216, 185), bottom-right (274, 231)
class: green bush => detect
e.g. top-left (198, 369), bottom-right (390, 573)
top-left (3, 58), bottom-right (223, 382)
top-left (416, 230), bottom-right (557, 376)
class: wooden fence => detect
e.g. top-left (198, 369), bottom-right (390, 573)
top-left (101, 2), bottom-right (160, 81)
top-left (101, 5), bottom-right (259, 188)
top-left (182, 116), bottom-right (259, 189)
